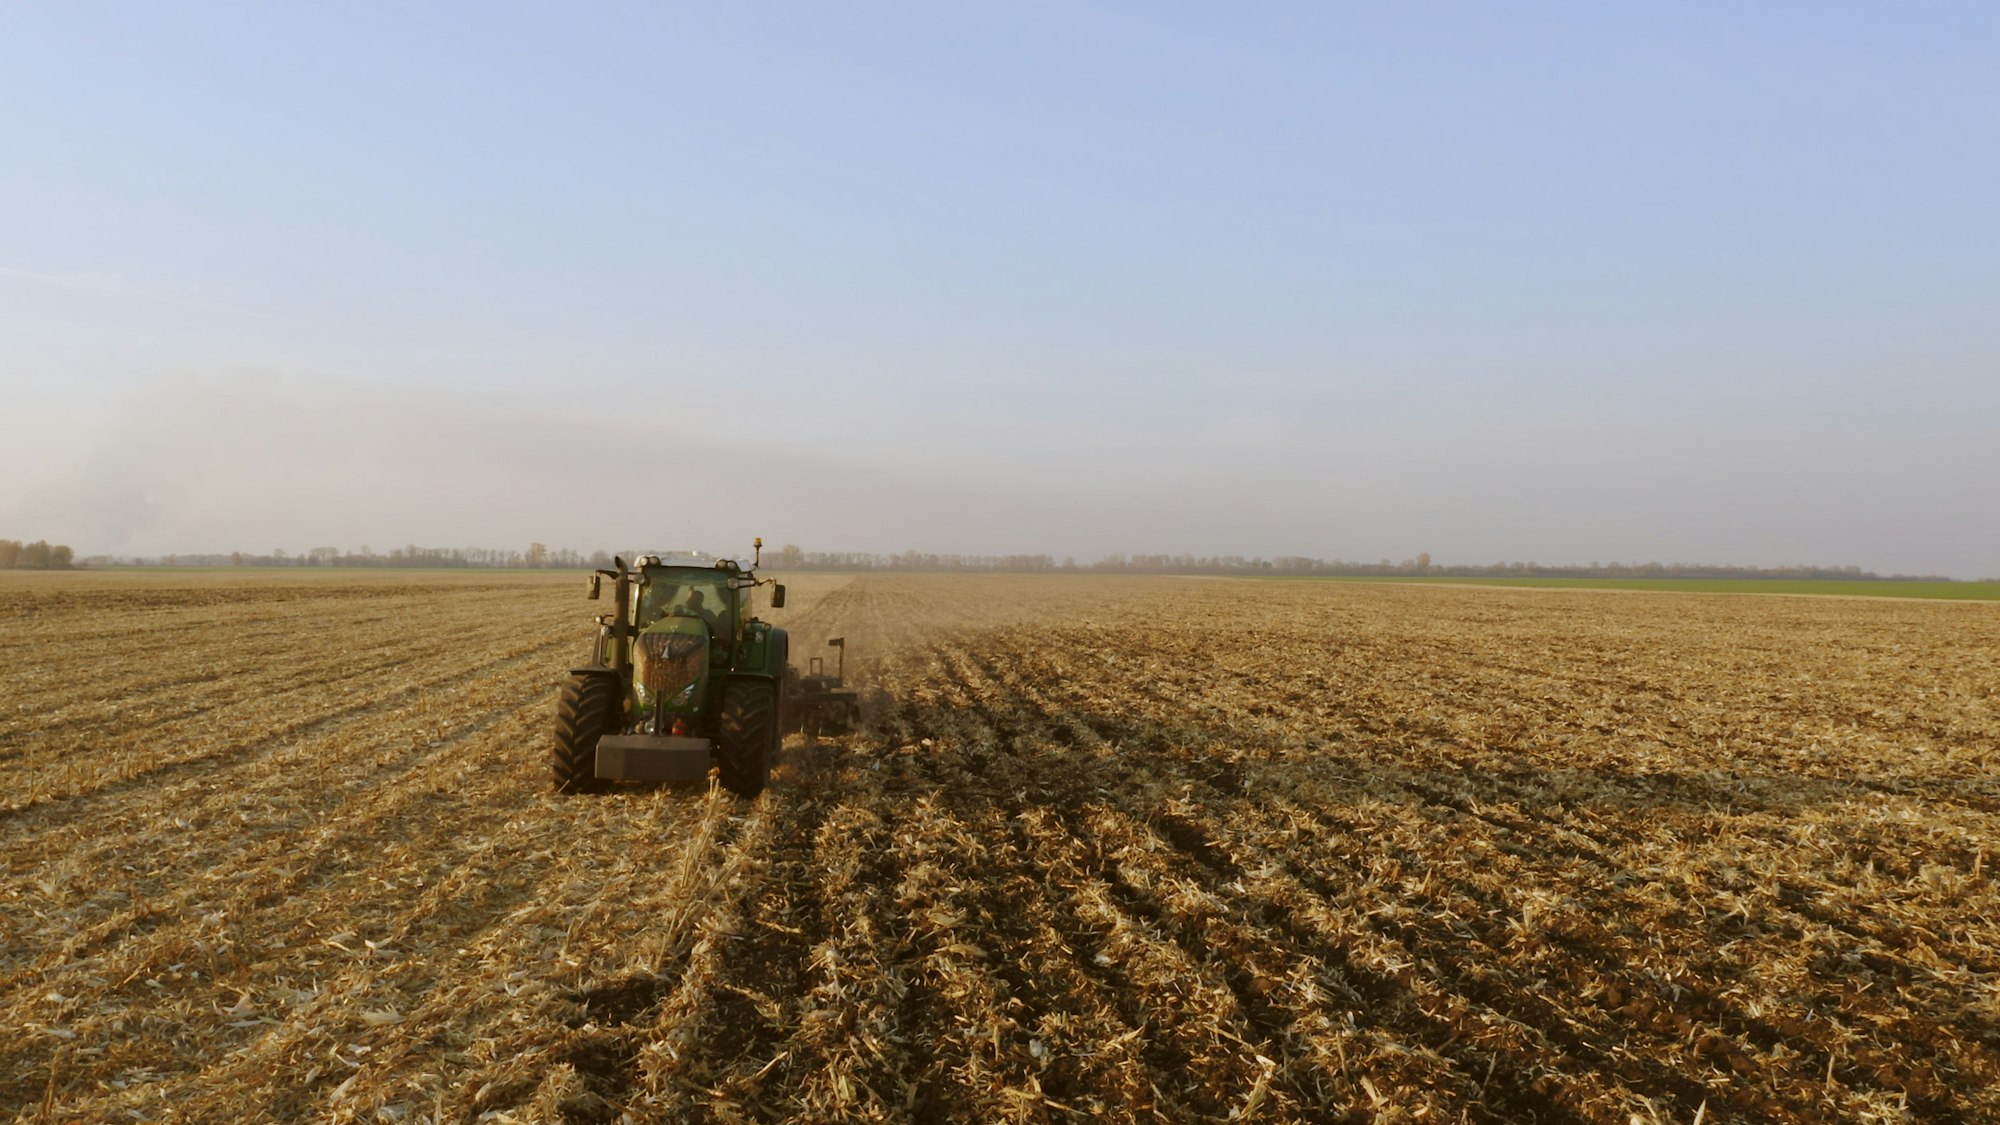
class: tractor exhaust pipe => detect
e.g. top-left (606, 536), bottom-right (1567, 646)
top-left (610, 557), bottom-right (634, 683)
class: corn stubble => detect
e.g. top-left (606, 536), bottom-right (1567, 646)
top-left (1, 571), bottom-right (1995, 1122)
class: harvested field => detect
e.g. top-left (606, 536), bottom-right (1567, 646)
top-left (3, 570), bottom-right (1997, 1122)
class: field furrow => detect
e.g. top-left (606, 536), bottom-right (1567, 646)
top-left (3, 571), bottom-right (1995, 1122)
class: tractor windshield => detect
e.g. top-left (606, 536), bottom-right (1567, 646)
top-left (635, 569), bottom-right (734, 645)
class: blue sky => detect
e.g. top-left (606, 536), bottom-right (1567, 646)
top-left (3, 3), bottom-right (1996, 574)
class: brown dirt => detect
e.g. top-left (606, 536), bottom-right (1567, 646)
top-left (2, 571), bottom-right (1995, 1122)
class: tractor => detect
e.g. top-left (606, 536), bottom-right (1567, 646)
top-left (551, 538), bottom-right (854, 797)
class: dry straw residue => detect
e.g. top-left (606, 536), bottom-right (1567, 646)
top-left (0, 570), bottom-right (1994, 1121)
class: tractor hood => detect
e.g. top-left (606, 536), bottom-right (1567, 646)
top-left (633, 615), bottom-right (709, 718)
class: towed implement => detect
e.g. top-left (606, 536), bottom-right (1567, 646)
top-left (786, 636), bottom-right (860, 739)
top-left (552, 538), bottom-right (853, 797)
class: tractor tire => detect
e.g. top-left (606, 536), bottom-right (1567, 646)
top-left (553, 673), bottom-right (619, 794)
top-left (716, 678), bottom-right (778, 798)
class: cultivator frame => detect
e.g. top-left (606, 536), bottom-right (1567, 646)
top-left (787, 637), bottom-right (861, 740)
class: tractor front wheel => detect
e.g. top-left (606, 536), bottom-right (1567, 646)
top-left (553, 673), bottom-right (618, 794)
top-left (717, 678), bottom-right (778, 797)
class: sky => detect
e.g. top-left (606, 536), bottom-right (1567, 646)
top-left (2, 3), bottom-right (1996, 576)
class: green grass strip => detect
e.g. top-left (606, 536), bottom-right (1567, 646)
top-left (1278, 576), bottom-right (2000, 600)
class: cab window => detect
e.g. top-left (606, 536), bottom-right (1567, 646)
top-left (636, 571), bottom-right (733, 643)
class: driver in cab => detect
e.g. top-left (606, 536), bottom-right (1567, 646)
top-left (669, 588), bottom-right (724, 643)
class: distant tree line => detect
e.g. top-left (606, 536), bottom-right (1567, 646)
top-left (0, 540), bottom-right (75, 569)
top-left (70, 542), bottom-right (1957, 582)
top-left (769, 545), bottom-right (1950, 581)
top-left (81, 544), bottom-right (618, 570)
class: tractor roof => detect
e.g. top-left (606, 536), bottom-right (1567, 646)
top-left (636, 552), bottom-right (750, 572)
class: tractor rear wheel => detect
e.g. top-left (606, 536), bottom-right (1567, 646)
top-left (553, 673), bottom-right (618, 794)
top-left (716, 678), bottom-right (777, 798)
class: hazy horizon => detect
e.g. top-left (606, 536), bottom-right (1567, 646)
top-left (5, 5), bottom-right (1997, 577)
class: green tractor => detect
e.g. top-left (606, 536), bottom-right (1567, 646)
top-left (553, 539), bottom-right (799, 797)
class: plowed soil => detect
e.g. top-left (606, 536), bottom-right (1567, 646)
top-left (3, 571), bottom-right (1997, 1123)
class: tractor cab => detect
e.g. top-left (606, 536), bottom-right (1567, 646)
top-left (633, 560), bottom-right (741, 652)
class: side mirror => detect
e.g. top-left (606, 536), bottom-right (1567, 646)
top-left (770, 584), bottom-right (786, 609)
top-left (587, 573), bottom-right (601, 600)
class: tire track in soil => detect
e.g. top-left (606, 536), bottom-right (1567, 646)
top-left (0, 627), bottom-right (580, 917)
top-left (961, 634), bottom-right (1872, 1119)
top-left (485, 793), bottom-right (764, 1125)
top-left (2, 678), bottom-right (547, 988)
top-left (780, 792), bottom-right (926, 1120)
top-left (917, 644), bottom-right (1496, 1119)
top-left (1, 589), bottom-right (562, 758)
top-left (0, 640), bottom-right (578, 995)
top-left (840, 688), bottom-right (1176, 1112)
top-left (877, 641), bottom-right (1360, 1114)
top-left (0, 624), bottom-right (578, 824)
top-left (180, 783), bottom-right (749, 1122)
top-left (930, 635), bottom-right (1716, 1120)
top-left (617, 767), bottom-right (836, 1121)
top-left (0, 662), bottom-right (622, 1113)
top-left (966, 625), bottom-right (1995, 1120)
top-left (14, 596), bottom-right (486, 706)
top-left (885, 790), bottom-right (1175, 1122)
